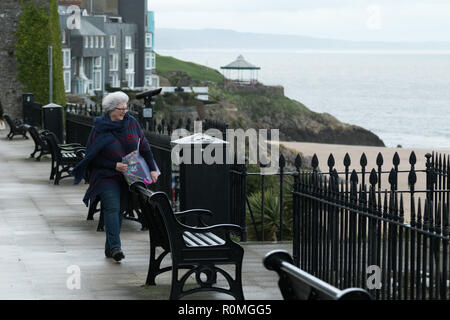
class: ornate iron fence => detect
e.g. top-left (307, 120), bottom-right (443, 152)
top-left (292, 151), bottom-right (450, 300)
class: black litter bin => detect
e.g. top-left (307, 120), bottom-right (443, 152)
top-left (171, 133), bottom-right (231, 226)
top-left (42, 103), bottom-right (64, 143)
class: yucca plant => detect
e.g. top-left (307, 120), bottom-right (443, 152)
top-left (246, 188), bottom-right (293, 241)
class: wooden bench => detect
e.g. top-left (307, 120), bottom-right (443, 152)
top-left (42, 131), bottom-right (86, 185)
top-left (132, 184), bottom-right (245, 300)
top-left (27, 126), bottom-right (51, 161)
top-left (4, 115), bottom-right (29, 140)
top-left (263, 250), bottom-right (373, 300)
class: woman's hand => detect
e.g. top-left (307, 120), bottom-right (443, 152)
top-left (150, 171), bottom-right (159, 183)
top-left (116, 162), bottom-right (128, 173)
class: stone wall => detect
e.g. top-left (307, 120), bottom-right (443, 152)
top-left (0, 0), bottom-right (48, 120)
top-left (225, 81), bottom-right (285, 97)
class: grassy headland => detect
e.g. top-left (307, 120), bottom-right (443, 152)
top-left (156, 54), bottom-right (224, 85)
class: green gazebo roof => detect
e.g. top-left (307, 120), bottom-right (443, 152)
top-left (220, 55), bottom-right (260, 70)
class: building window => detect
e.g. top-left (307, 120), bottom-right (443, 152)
top-left (61, 30), bottom-right (66, 44)
top-left (110, 35), bottom-right (116, 48)
top-left (95, 36), bottom-right (99, 48)
top-left (94, 70), bottom-right (101, 90)
top-left (126, 73), bottom-right (134, 89)
top-left (145, 52), bottom-right (152, 70)
top-left (109, 73), bottom-right (119, 88)
top-left (100, 37), bottom-right (104, 48)
top-left (145, 33), bottom-right (152, 48)
top-left (152, 53), bottom-right (156, 69)
top-left (145, 75), bottom-right (151, 87)
top-left (64, 70), bottom-right (71, 93)
top-left (125, 53), bottom-right (134, 71)
top-left (94, 56), bottom-right (102, 68)
top-left (90, 36), bottom-right (94, 48)
top-left (125, 36), bottom-right (132, 49)
top-left (152, 76), bottom-right (159, 88)
top-left (109, 53), bottom-right (118, 71)
top-left (62, 49), bottom-right (71, 69)
top-left (85, 36), bottom-right (89, 48)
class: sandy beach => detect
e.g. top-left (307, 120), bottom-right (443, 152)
top-left (273, 141), bottom-right (450, 222)
top-left (278, 141), bottom-right (450, 173)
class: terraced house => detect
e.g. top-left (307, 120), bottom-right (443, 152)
top-left (58, 0), bottom-right (159, 96)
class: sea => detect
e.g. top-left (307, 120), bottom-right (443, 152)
top-left (157, 49), bottom-right (450, 150)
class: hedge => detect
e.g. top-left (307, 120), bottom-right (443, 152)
top-left (15, 0), bottom-right (66, 106)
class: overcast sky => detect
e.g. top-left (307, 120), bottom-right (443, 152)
top-left (147, 0), bottom-right (450, 42)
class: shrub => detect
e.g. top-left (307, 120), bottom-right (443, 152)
top-left (246, 188), bottom-right (281, 242)
top-left (245, 176), bottom-right (294, 242)
top-left (15, 0), bottom-right (66, 106)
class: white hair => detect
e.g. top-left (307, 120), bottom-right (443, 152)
top-left (102, 91), bottom-right (129, 113)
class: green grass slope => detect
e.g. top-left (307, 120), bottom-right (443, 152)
top-left (156, 53), bottom-right (224, 85)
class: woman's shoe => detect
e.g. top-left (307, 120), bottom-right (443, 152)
top-left (111, 248), bottom-right (125, 262)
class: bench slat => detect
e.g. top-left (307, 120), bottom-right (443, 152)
top-left (203, 232), bottom-right (225, 245)
top-left (182, 234), bottom-right (200, 247)
top-left (183, 231), bottom-right (225, 247)
top-left (195, 232), bottom-right (220, 246)
top-left (62, 153), bottom-right (76, 158)
top-left (184, 231), bottom-right (209, 246)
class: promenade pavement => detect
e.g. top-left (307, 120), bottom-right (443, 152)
top-left (0, 128), bottom-right (290, 300)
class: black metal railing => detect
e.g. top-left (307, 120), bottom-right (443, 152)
top-left (291, 151), bottom-right (450, 300)
top-left (65, 102), bottom-right (202, 136)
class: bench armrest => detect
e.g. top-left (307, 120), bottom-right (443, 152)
top-left (178, 222), bottom-right (243, 238)
top-left (175, 209), bottom-right (213, 227)
top-left (175, 209), bottom-right (213, 217)
top-left (131, 184), bottom-right (153, 198)
top-left (59, 143), bottom-right (84, 148)
top-left (59, 145), bottom-right (86, 152)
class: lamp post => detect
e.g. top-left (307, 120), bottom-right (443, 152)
top-left (49, 45), bottom-right (53, 104)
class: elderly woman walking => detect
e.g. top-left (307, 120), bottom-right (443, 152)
top-left (72, 91), bottom-right (159, 262)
